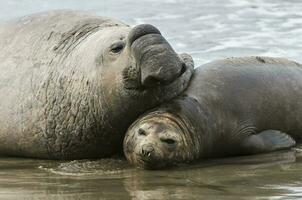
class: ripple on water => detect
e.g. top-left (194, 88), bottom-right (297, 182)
top-left (38, 158), bottom-right (132, 177)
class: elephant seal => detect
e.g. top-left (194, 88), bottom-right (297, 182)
top-left (0, 11), bottom-right (194, 159)
top-left (124, 56), bottom-right (301, 169)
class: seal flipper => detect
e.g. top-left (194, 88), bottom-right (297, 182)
top-left (239, 130), bottom-right (296, 154)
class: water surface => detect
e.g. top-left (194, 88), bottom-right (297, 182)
top-left (0, 0), bottom-right (302, 199)
top-left (1, 149), bottom-right (302, 200)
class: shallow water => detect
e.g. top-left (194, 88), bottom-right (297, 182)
top-left (1, 149), bottom-right (302, 200)
top-left (1, 0), bottom-right (302, 199)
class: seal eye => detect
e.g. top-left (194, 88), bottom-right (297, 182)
top-left (110, 41), bottom-right (125, 54)
top-left (161, 138), bottom-right (176, 145)
top-left (138, 128), bottom-right (146, 136)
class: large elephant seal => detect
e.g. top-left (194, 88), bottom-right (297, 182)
top-left (0, 11), bottom-right (194, 159)
top-left (124, 56), bottom-right (301, 169)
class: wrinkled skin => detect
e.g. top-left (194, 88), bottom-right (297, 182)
top-left (124, 97), bottom-right (200, 169)
top-left (0, 11), bottom-right (193, 159)
top-left (124, 57), bottom-right (302, 169)
top-left (124, 113), bottom-right (195, 169)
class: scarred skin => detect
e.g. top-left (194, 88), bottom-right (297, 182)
top-left (124, 57), bottom-right (302, 169)
top-left (0, 11), bottom-right (193, 159)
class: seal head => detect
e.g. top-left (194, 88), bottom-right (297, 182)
top-left (124, 112), bottom-right (197, 169)
top-left (97, 23), bottom-right (192, 91)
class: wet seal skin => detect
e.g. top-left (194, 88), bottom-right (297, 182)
top-left (124, 56), bottom-right (302, 169)
top-left (0, 10), bottom-right (194, 159)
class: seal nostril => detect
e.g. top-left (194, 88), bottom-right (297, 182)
top-left (161, 138), bottom-right (176, 145)
top-left (180, 62), bottom-right (187, 74)
top-left (141, 149), bottom-right (145, 156)
top-left (141, 145), bottom-right (154, 157)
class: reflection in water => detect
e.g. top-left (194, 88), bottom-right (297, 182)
top-left (1, 0), bottom-right (302, 199)
top-left (42, 159), bottom-right (132, 176)
top-left (122, 149), bottom-right (302, 200)
top-left (123, 170), bottom-right (228, 200)
top-left (0, 149), bottom-right (302, 199)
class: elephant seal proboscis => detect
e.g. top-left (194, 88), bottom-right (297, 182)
top-left (124, 57), bottom-right (301, 169)
top-left (0, 10), bottom-right (194, 159)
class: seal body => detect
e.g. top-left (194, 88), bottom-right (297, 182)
top-left (0, 11), bottom-right (193, 159)
top-left (124, 57), bottom-right (301, 169)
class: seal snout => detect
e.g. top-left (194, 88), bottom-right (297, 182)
top-left (140, 144), bottom-right (154, 158)
top-left (128, 24), bottom-right (161, 46)
top-left (128, 24), bottom-right (186, 88)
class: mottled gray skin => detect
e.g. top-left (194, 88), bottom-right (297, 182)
top-left (0, 11), bottom-right (194, 159)
top-left (124, 57), bottom-right (302, 169)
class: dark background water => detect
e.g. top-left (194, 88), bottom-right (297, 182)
top-left (1, 0), bottom-right (302, 199)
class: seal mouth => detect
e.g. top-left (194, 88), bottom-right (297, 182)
top-left (123, 61), bottom-right (189, 91)
top-left (137, 158), bottom-right (155, 169)
top-left (136, 156), bottom-right (173, 170)
top-left (134, 152), bottom-right (156, 169)
top-left (142, 61), bottom-right (187, 86)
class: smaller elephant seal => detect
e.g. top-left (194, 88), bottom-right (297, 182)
top-left (124, 56), bottom-right (301, 169)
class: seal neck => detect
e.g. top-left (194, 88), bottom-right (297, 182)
top-left (174, 96), bottom-right (217, 159)
top-left (153, 96), bottom-right (216, 161)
